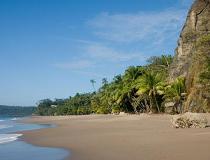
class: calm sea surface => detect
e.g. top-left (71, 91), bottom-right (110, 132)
top-left (0, 116), bottom-right (69, 160)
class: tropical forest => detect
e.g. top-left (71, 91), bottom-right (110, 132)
top-left (36, 54), bottom-right (189, 115)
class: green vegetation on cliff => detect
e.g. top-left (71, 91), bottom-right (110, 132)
top-left (168, 0), bottom-right (210, 112)
top-left (198, 34), bottom-right (210, 83)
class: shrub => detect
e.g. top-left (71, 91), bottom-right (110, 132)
top-left (111, 105), bottom-right (121, 114)
top-left (96, 107), bottom-right (110, 114)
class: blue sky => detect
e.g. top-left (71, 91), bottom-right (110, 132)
top-left (0, 0), bottom-right (194, 106)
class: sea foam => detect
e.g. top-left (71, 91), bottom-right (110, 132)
top-left (0, 134), bottom-right (22, 144)
top-left (0, 125), bottom-right (13, 130)
top-left (11, 118), bottom-right (20, 121)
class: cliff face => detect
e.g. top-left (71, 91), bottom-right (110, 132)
top-left (170, 0), bottom-right (210, 112)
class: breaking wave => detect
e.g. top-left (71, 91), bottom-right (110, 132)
top-left (0, 134), bottom-right (22, 144)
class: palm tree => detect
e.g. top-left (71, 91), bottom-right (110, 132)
top-left (164, 77), bottom-right (186, 113)
top-left (102, 78), bottom-right (108, 87)
top-left (90, 79), bottom-right (96, 92)
top-left (124, 66), bottom-right (144, 81)
top-left (110, 67), bottom-right (146, 113)
top-left (111, 77), bottom-right (135, 112)
top-left (135, 71), bottom-right (164, 113)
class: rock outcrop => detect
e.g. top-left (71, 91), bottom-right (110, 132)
top-left (170, 0), bottom-right (210, 112)
top-left (171, 112), bottom-right (208, 128)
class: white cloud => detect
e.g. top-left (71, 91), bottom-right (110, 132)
top-left (87, 9), bottom-right (187, 44)
top-left (54, 60), bottom-right (94, 70)
top-left (55, 5), bottom-right (192, 79)
top-left (84, 43), bottom-right (147, 62)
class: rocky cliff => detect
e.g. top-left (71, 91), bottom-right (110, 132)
top-left (169, 0), bottom-right (210, 112)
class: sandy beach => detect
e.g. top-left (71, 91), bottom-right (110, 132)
top-left (20, 114), bottom-right (210, 160)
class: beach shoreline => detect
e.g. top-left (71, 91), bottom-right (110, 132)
top-left (20, 114), bottom-right (210, 160)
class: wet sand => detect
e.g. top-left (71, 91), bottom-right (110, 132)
top-left (21, 114), bottom-right (210, 160)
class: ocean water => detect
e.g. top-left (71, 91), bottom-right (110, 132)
top-left (0, 116), bottom-right (69, 160)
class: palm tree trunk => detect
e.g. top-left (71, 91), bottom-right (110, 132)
top-left (149, 98), bottom-right (153, 113)
top-left (144, 99), bottom-right (149, 113)
top-left (154, 95), bottom-right (160, 113)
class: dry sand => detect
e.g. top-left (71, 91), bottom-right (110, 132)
top-left (20, 114), bottom-right (210, 160)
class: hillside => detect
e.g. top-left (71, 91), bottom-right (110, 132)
top-left (169, 0), bottom-right (210, 112)
top-left (0, 105), bottom-right (36, 117)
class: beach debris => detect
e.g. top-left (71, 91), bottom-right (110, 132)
top-left (119, 112), bottom-right (129, 115)
top-left (164, 102), bottom-right (175, 114)
top-left (171, 112), bottom-right (208, 128)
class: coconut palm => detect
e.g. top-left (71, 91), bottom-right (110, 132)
top-left (90, 79), bottom-right (96, 92)
top-left (164, 77), bottom-right (186, 113)
top-left (135, 71), bottom-right (164, 113)
top-left (112, 67), bottom-right (145, 111)
top-left (124, 66), bottom-right (145, 81)
top-left (111, 78), bottom-right (135, 112)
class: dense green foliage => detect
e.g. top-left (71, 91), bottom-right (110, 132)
top-left (0, 105), bottom-right (36, 117)
top-left (198, 34), bottom-right (210, 83)
top-left (36, 55), bottom-right (187, 116)
top-left (36, 94), bottom-right (93, 116)
top-left (163, 77), bottom-right (186, 113)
